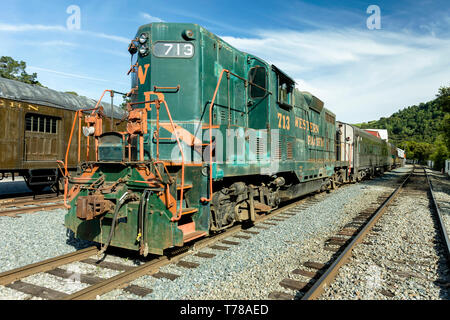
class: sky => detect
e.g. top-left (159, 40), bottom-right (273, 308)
top-left (0, 0), bottom-right (449, 123)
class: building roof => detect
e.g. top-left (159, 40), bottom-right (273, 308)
top-left (364, 130), bottom-right (381, 139)
top-left (366, 128), bottom-right (388, 141)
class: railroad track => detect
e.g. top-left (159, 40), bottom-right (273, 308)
top-left (0, 195), bottom-right (64, 217)
top-left (0, 190), bottom-right (58, 202)
top-left (0, 190), bottom-right (331, 300)
top-left (424, 168), bottom-right (450, 267)
top-left (266, 165), bottom-right (450, 300)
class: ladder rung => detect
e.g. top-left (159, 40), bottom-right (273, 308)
top-left (202, 125), bottom-right (220, 129)
top-left (181, 208), bottom-right (198, 215)
top-left (183, 230), bottom-right (207, 243)
top-left (177, 184), bottom-right (193, 191)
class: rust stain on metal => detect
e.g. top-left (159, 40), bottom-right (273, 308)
top-left (76, 195), bottom-right (114, 220)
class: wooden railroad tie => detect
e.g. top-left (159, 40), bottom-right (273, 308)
top-left (279, 278), bottom-right (308, 291)
top-left (194, 252), bottom-right (215, 259)
top-left (268, 291), bottom-right (294, 300)
top-left (177, 260), bottom-right (200, 269)
top-left (152, 272), bottom-right (180, 280)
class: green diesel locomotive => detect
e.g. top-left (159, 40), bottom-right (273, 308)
top-left (64, 23), bottom-right (397, 256)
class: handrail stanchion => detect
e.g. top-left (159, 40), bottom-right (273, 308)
top-left (200, 69), bottom-right (271, 203)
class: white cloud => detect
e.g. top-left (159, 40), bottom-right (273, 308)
top-left (27, 40), bottom-right (78, 47)
top-left (0, 23), bottom-right (66, 32)
top-left (0, 23), bottom-right (129, 43)
top-left (28, 66), bottom-right (128, 86)
top-left (221, 28), bottom-right (450, 123)
top-left (87, 31), bottom-right (129, 44)
top-left (141, 12), bottom-right (164, 23)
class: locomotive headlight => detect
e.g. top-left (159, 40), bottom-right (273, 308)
top-left (139, 44), bottom-right (149, 56)
top-left (182, 29), bottom-right (195, 40)
top-left (138, 33), bottom-right (148, 44)
top-left (82, 126), bottom-right (95, 137)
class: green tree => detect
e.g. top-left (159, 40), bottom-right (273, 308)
top-left (397, 141), bottom-right (434, 163)
top-left (0, 56), bottom-right (42, 86)
top-left (355, 85), bottom-right (450, 167)
top-left (430, 135), bottom-right (449, 171)
top-left (436, 86), bottom-right (450, 152)
top-left (121, 96), bottom-right (131, 111)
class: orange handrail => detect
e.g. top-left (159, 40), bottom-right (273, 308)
top-left (126, 93), bottom-right (186, 220)
top-left (200, 69), bottom-right (229, 203)
top-left (161, 99), bottom-right (185, 222)
top-left (63, 89), bottom-right (113, 208)
top-left (55, 160), bottom-right (70, 209)
top-left (65, 110), bottom-right (81, 178)
top-left (64, 89), bottom-right (113, 175)
top-left (200, 69), bottom-right (272, 203)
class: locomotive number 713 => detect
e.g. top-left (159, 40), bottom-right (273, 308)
top-left (277, 113), bottom-right (290, 130)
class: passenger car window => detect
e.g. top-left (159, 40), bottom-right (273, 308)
top-left (25, 114), bottom-right (59, 134)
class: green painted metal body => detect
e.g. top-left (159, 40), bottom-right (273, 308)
top-left (132, 23), bottom-right (336, 178)
top-left (64, 23), bottom-right (339, 255)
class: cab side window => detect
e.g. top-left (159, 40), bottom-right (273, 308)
top-left (272, 65), bottom-right (295, 109)
top-left (278, 79), bottom-right (293, 106)
top-left (248, 66), bottom-right (266, 99)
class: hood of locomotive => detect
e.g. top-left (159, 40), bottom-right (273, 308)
top-left (131, 23), bottom-right (202, 162)
top-left (131, 22), bottom-right (253, 162)
top-left (134, 23), bottom-right (200, 111)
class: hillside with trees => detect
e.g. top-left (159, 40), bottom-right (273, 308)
top-left (355, 86), bottom-right (450, 170)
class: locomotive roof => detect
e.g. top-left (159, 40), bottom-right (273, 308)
top-left (0, 77), bottom-right (125, 119)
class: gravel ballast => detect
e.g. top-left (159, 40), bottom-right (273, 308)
top-left (0, 208), bottom-right (94, 274)
top-left (104, 167), bottom-right (410, 300)
top-left (1, 166), bottom-right (420, 300)
top-left (426, 169), bottom-right (450, 242)
top-left (320, 167), bottom-right (450, 300)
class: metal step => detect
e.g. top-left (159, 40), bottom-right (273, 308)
top-left (181, 207), bottom-right (198, 216)
top-left (182, 230), bottom-right (207, 243)
top-left (177, 184), bottom-right (193, 191)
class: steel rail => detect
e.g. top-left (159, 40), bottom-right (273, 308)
top-left (424, 168), bottom-right (450, 267)
top-left (0, 186), bottom-right (325, 300)
top-left (0, 246), bottom-right (98, 286)
top-left (301, 168), bottom-right (413, 300)
top-left (0, 180), bottom-right (330, 299)
top-left (0, 196), bottom-right (63, 209)
top-left (0, 202), bottom-right (65, 217)
top-left (65, 195), bottom-right (323, 300)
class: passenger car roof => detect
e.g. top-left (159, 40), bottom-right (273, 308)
top-left (0, 77), bottom-right (125, 119)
